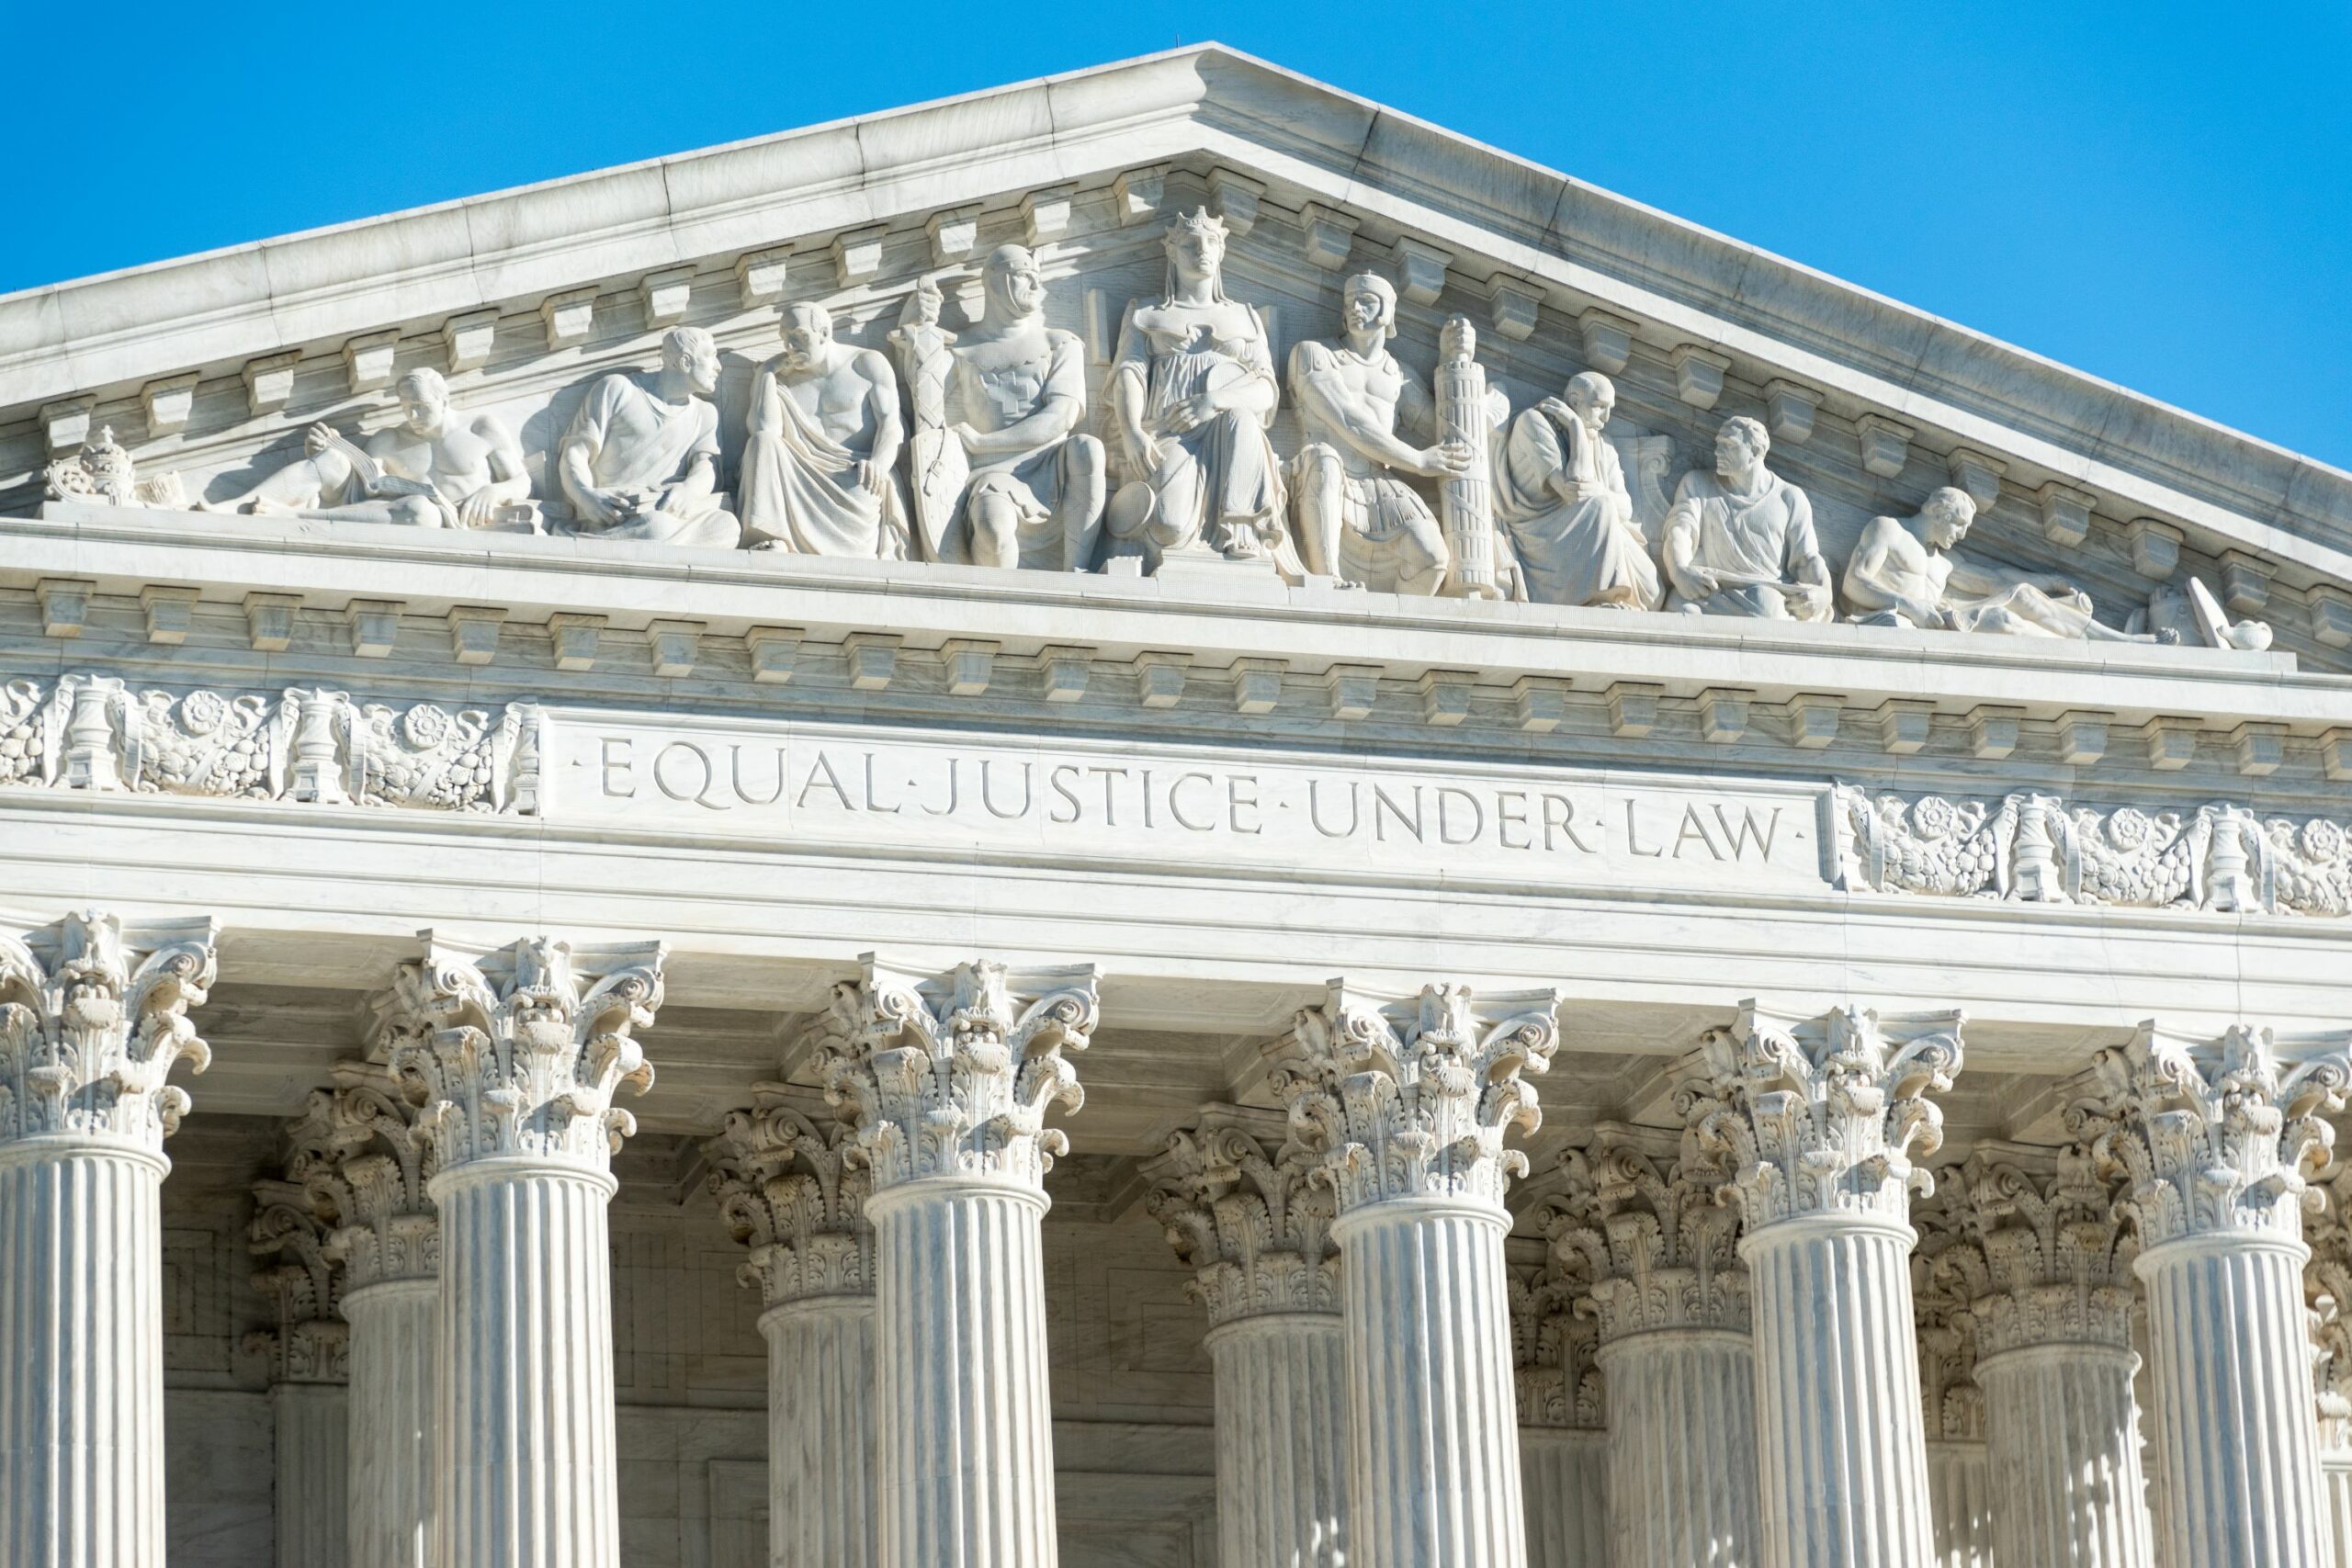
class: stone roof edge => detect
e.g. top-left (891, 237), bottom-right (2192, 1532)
top-left (3, 44), bottom-right (2346, 573)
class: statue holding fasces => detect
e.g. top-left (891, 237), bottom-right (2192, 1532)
top-left (1103, 209), bottom-right (1300, 571)
top-left (738, 303), bottom-right (909, 558)
top-left (1660, 414), bottom-right (1832, 619)
top-left (556, 327), bottom-right (741, 547)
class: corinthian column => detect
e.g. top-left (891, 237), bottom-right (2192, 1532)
top-left (1508, 1244), bottom-right (1606, 1567)
top-left (2069, 1021), bottom-right (2352, 1568)
top-left (1145, 1106), bottom-right (1346, 1568)
top-left (1548, 1120), bottom-right (1756, 1568)
top-left (1696, 1000), bottom-right (1965, 1568)
top-left (307, 1060), bottom-right (441, 1568)
top-left (818, 955), bottom-right (1097, 1568)
top-left (2305, 1168), bottom-right (2352, 1564)
top-left (249, 1173), bottom-right (352, 1568)
top-left (1272, 979), bottom-right (1561, 1568)
top-left (388, 934), bottom-right (665, 1568)
top-left (707, 1085), bottom-right (876, 1568)
top-left (0, 909), bottom-right (216, 1568)
top-left (1949, 1145), bottom-right (2155, 1568)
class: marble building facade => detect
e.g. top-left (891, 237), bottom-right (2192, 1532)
top-left (1, 42), bottom-right (2350, 1568)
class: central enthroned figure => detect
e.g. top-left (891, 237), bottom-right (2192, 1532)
top-left (1106, 209), bottom-right (1297, 570)
top-left (1286, 271), bottom-right (1472, 593)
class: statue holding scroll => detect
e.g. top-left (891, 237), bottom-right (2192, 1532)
top-left (1661, 414), bottom-right (1832, 620)
top-left (1105, 209), bottom-right (1297, 570)
top-left (890, 246), bottom-right (1105, 570)
top-left (556, 327), bottom-right (741, 548)
top-left (1492, 371), bottom-right (1659, 609)
top-left (1285, 272), bottom-right (1471, 593)
top-left (200, 368), bottom-right (529, 528)
top-left (1844, 487), bottom-right (2174, 641)
top-left (739, 304), bottom-right (908, 558)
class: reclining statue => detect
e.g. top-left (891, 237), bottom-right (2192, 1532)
top-left (1844, 487), bottom-right (2173, 641)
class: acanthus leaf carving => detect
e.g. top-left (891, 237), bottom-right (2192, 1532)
top-left (0, 908), bottom-right (217, 1150)
top-left (1508, 1254), bottom-right (1605, 1431)
top-left (1952, 1144), bottom-right (2136, 1359)
top-left (388, 933), bottom-right (664, 1177)
top-left (1143, 1105), bottom-right (1339, 1327)
top-left (1544, 1118), bottom-right (1748, 1341)
top-left (1270, 980), bottom-right (1561, 1213)
top-left (2305, 1166), bottom-right (2352, 1450)
top-left (302, 1058), bottom-right (441, 1290)
top-left (816, 955), bottom-right (1097, 1193)
top-left (246, 1162), bottom-right (350, 1385)
top-left (1908, 1174), bottom-right (1987, 1440)
top-left (706, 1083), bottom-right (874, 1308)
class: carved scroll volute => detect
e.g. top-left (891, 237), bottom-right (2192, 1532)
top-left (1693, 999), bottom-right (1966, 1232)
top-left (389, 932), bottom-right (665, 1177)
top-left (1143, 1108), bottom-right (1340, 1327)
top-left (2064, 1021), bottom-right (2352, 1249)
top-left (0, 908), bottom-right (218, 1151)
top-left (816, 954), bottom-right (1098, 1193)
top-left (1547, 1121), bottom-right (1749, 1341)
top-left (1953, 1145), bottom-right (2135, 1359)
top-left (706, 1084), bottom-right (874, 1308)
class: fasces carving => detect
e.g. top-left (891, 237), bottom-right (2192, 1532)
top-left (1546, 1125), bottom-right (1747, 1340)
top-left (387, 934), bottom-right (665, 1176)
top-left (1509, 1257), bottom-right (1604, 1429)
top-left (1837, 784), bottom-right (2352, 918)
top-left (740, 302), bottom-right (908, 557)
top-left (0, 908), bottom-right (216, 1149)
top-left (557, 326), bottom-right (741, 547)
top-left (45, 424), bottom-right (185, 508)
top-left (0, 672), bottom-right (548, 815)
top-left (706, 1084), bottom-right (873, 1307)
top-left (1845, 487), bottom-right (2171, 642)
top-left (895, 246), bottom-right (1105, 570)
top-left (247, 1173), bottom-right (351, 1384)
top-left (300, 1059), bottom-right (440, 1290)
top-left (1283, 272), bottom-right (1470, 594)
top-left (1143, 1109), bottom-right (1340, 1326)
top-left (201, 367), bottom-right (533, 528)
top-left (1271, 980), bottom-right (1562, 1212)
top-left (2065, 1021), bottom-right (2352, 1248)
top-left (1661, 415), bottom-right (1832, 620)
top-left (1908, 1180), bottom-right (1986, 1439)
top-left (1494, 371), bottom-right (1660, 611)
top-left (1106, 209), bottom-right (1296, 570)
top-left (815, 956), bottom-right (1098, 1191)
top-left (1694, 1000), bottom-right (1966, 1229)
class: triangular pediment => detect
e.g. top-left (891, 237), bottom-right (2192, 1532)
top-left (3, 45), bottom-right (2348, 663)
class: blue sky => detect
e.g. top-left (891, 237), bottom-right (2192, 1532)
top-left (9, 2), bottom-right (2348, 468)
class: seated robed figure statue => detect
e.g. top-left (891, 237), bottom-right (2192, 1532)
top-left (1491, 370), bottom-right (1659, 610)
top-left (739, 303), bottom-right (910, 558)
top-left (201, 367), bottom-right (530, 528)
top-left (557, 327), bottom-right (741, 548)
top-left (1661, 414), bottom-right (1833, 620)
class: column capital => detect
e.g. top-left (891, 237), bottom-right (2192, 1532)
top-left (300, 1059), bottom-right (440, 1289)
top-left (1545, 1120), bottom-right (1748, 1339)
top-left (1910, 1179), bottom-right (1987, 1440)
top-left (385, 931), bottom-right (664, 1179)
top-left (1694, 999), bottom-right (1966, 1232)
top-left (2306, 1166), bottom-right (2352, 1450)
top-left (1952, 1143), bottom-right (2135, 1357)
top-left (2065, 1020), bottom-right (2352, 1250)
top-left (247, 1173), bottom-right (351, 1384)
top-left (1143, 1104), bottom-right (1339, 1327)
top-left (1270, 979), bottom-right (1561, 1213)
top-left (1509, 1253), bottom-right (1605, 1430)
top-left (707, 1083), bottom-right (873, 1309)
top-left (816, 953), bottom-right (1097, 1193)
top-left (0, 908), bottom-right (217, 1153)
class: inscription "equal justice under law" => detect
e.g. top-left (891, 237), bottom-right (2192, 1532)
top-left (571, 729), bottom-right (1831, 893)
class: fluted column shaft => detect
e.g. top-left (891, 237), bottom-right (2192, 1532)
top-left (763, 1298), bottom-right (876, 1568)
top-left (2138, 1234), bottom-right (2329, 1567)
top-left (1521, 1428), bottom-right (1608, 1568)
top-left (870, 1179), bottom-right (1058, 1568)
top-left (1971, 1342), bottom-right (2151, 1567)
top-left (1336, 1197), bottom-right (1527, 1568)
top-left (273, 1381), bottom-right (350, 1568)
top-left (345, 1278), bottom-right (436, 1568)
top-left (1208, 1314), bottom-right (1348, 1568)
top-left (1599, 1327), bottom-right (1759, 1568)
top-left (432, 1161), bottom-right (622, 1568)
top-left (0, 1138), bottom-right (168, 1568)
top-left (1746, 1215), bottom-right (1937, 1568)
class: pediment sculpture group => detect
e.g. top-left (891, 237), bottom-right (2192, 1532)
top-left (59, 209), bottom-right (2267, 649)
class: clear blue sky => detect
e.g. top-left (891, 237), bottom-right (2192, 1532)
top-left (10, 2), bottom-right (2348, 469)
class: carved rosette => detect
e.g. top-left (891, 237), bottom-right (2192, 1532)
top-left (816, 957), bottom-right (1098, 1193)
top-left (1909, 1179), bottom-right (1986, 1440)
top-left (1694, 1001), bottom-right (1966, 1232)
top-left (247, 1174), bottom-right (351, 1384)
top-left (0, 909), bottom-right (218, 1153)
top-left (298, 1060), bottom-right (441, 1290)
top-left (1143, 1111), bottom-right (1339, 1328)
top-left (1272, 981), bottom-right (1561, 1214)
top-left (2307, 1168), bottom-right (2352, 1450)
top-left (1546, 1128), bottom-right (1748, 1342)
top-left (388, 934), bottom-right (665, 1179)
top-left (706, 1084), bottom-right (873, 1309)
top-left (2065, 1021), bottom-right (2352, 1250)
top-left (1955, 1146), bottom-right (2135, 1358)
top-left (1508, 1258), bottom-right (1604, 1430)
